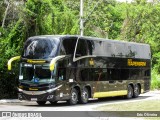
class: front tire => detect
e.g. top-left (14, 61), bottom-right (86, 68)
top-left (36, 101), bottom-right (46, 105)
top-left (67, 88), bottom-right (78, 105)
top-left (125, 85), bottom-right (133, 99)
top-left (79, 88), bottom-right (89, 104)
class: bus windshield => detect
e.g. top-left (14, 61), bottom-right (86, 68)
top-left (19, 63), bottom-right (55, 84)
top-left (22, 37), bottom-right (59, 59)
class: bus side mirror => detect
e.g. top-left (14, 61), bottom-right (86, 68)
top-left (8, 56), bottom-right (21, 70)
top-left (49, 55), bottom-right (66, 71)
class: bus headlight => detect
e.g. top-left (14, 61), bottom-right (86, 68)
top-left (46, 85), bottom-right (62, 93)
top-left (18, 87), bottom-right (23, 92)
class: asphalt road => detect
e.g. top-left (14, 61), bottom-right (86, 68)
top-left (0, 91), bottom-right (160, 111)
top-left (0, 91), bottom-right (160, 120)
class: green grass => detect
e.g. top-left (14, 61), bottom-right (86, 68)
top-left (96, 100), bottom-right (160, 111)
top-left (95, 100), bottom-right (160, 119)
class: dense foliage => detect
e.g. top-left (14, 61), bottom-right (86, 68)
top-left (0, 0), bottom-right (160, 99)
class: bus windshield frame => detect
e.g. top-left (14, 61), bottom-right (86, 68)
top-left (19, 63), bottom-right (56, 84)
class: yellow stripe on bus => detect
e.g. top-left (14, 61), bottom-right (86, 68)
top-left (93, 90), bottom-right (127, 98)
top-left (141, 89), bottom-right (144, 93)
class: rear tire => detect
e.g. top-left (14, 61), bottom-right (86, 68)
top-left (67, 88), bottom-right (78, 105)
top-left (79, 88), bottom-right (89, 104)
top-left (36, 101), bottom-right (46, 105)
top-left (125, 85), bottom-right (133, 99)
top-left (133, 84), bottom-right (140, 98)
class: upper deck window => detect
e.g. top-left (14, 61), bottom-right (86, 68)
top-left (22, 37), bottom-right (59, 59)
top-left (62, 38), bottom-right (77, 55)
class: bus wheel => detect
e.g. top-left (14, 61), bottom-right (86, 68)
top-left (133, 84), bottom-right (140, 98)
top-left (50, 101), bottom-right (57, 105)
top-left (126, 85), bottom-right (133, 99)
top-left (79, 88), bottom-right (89, 104)
top-left (36, 101), bottom-right (46, 105)
top-left (67, 88), bottom-right (78, 105)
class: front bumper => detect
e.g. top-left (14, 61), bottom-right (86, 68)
top-left (18, 91), bottom-right (56, 101)
top-left (18, 85), bottom-right (63, 101)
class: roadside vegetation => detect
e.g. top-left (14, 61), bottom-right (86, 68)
top-left (0, 0), bottom-right (160, 98)
top-left (151, 69), bottom-right (160, 90)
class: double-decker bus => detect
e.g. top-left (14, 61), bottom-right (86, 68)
top-left (8, 35), bottom-right (151, 105)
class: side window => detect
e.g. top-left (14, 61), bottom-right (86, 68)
top-left (75, 39), bottom-right (88, 57)
top-left (90, 69), bottom-right (99, 81)
top-left (81, 69), bottom-right (89, 81)
top-left (59, 44), bottom-right (66, 55)
top-left (57, 60), bottom-right (67, 81)
top-left (129, 69), bottom-right (141, 80)
top-left (100, 69), bottom-right (107, 81)
top-left (107, 68), bottom-right (121, 80)
top-left (62, 38), bottom-right (77, 55)
top-left (58, 68), bottom-right (66, 81)
top-left (89, 68), bottom-right (105, 81)
top-left (121, 69), bottom-right (130, 80)
top-left (87, 40), bottom-right (94, 55)
top-left (144, 69), bottom-right (150, 77)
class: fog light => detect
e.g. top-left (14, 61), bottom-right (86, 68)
top-left (47, 95), bottom-right (54, 99)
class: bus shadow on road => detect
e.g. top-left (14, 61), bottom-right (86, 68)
top-left (23, 95), bottom-right (151, 107)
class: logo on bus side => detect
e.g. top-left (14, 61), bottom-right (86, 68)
top-left (89, 58), bottom-right (94, 66)
top-left (128, 59), bottom-right (146, 67)
top-left (27, 59), bottom-right (46, 63)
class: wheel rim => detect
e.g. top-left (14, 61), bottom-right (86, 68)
top-left (134, 85), bottom-right (139, 96)
top-left (72, 92), bottom-right (77, 102)
top-left (128, 86), bottom-right (133, 98)
top-left (82, 91), bottom-right (88, 101)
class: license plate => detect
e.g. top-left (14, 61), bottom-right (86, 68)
top-left (31, 98), bottom-right (37, 101)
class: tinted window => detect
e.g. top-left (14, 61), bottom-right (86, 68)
top-left (87, 40), bottom-right (105, 56)
top-left (81, 69), bottom-right (89, 81)
top-left (76, 39), bottom-right (88, 57)
top-left (121, 69), bottom-right (130, 80)
top-left (62, 38), bottom-right (77, 55)
top-left (107, 68), bottom-right (121, 80)
top-left (23, 38), bottom-right (59, 59)
top-left (129, 69), bottom-right (142, 80)
top-left (144, 69), bottom-right (150, 77)
top-left (57, 60), bottom-right (67, 81)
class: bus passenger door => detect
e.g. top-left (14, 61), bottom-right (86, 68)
top-left (56, 60), bottom-right (70, 100)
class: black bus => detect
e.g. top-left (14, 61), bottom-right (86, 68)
top-left (8, 35), bottom-right (151, 105)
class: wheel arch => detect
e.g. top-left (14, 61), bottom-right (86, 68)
top-left (128, 83), bottom-right (134, 89)
top-left (84, 85), bottom-right (92, 98)
top-left (135, 83), bottom-right (141, 94)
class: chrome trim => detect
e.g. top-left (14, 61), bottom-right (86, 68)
top-left (18, 85), bottom-right (63, 95)
top-left (73, 55), bottom-right (96, 62)
top-left (22, 90), bottom-right (46, 95)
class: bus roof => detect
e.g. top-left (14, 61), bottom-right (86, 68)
top-left (26, 35), bottom-right (151, 59)
top-left (28, 35), bottom-right (149, 47)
